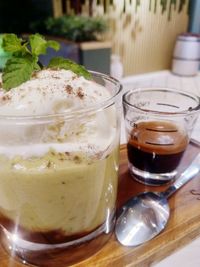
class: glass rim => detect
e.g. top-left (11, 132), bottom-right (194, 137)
top-left (0, 71), bottom-right (122, 122)
top-left (123, 87), bottom-right (200, 116)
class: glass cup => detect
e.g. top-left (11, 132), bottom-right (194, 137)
top-left (0, 72), bottom-right (122, 266)
top-left (123, 88), bottom-right (200, 186)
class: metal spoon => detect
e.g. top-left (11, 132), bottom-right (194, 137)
top-left (115, 153), bottom-right (200, 247)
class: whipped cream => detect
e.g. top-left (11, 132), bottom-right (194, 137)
top-left (0, 69), bottom-right (118, 158)
top-left (0, 69), bottom-right (110, 116)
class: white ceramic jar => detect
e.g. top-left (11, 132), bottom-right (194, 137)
top-left (172, 33), bottom-right (200, 76)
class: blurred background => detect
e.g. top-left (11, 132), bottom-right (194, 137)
top-left (0, 0), bottom-right (199, 77)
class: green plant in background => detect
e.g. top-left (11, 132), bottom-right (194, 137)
top-left (44, 15), bottom-right (107, 42)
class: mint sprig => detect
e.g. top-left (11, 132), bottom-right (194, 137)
top-left (1, 34), bottom-right (92, 91)
top-left (48, 57), bottom-right (92, 80)
top-left (2, 34), bottom-right (60, 90)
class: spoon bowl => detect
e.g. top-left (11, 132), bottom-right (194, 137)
top-left (116, 192), bottom-right (169, 246)
top-left (115, 153), bottom-right (200, 247)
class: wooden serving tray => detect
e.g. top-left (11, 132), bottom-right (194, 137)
top-left (0, 142), bottom-right (200, 267)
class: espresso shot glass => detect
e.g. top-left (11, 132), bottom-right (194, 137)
top-left (123, 88), bottom-right (200, 186)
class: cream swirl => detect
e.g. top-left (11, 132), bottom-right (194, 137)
top-left (0, 69), bottom-right (117, 158)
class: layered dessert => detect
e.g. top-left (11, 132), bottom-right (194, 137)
top-left (0, 69), bottom-right (120, 245)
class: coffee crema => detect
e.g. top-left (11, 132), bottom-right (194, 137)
top-left (127, 121), bottom-right (188, 173)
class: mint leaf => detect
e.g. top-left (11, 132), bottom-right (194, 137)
top-left (2, 56), bottom-right (35, 90)
top-left (34, 62), bottom-right (41, 71)
top-left (29, 33), bottom-right (60, 56)
top-left (32, 54), bottom-right (41, 71)
top-left (29, 34), bottom-right (47, 56)
top-left (48, 57), bottom-right (92, 79)
top-left (46, 40), bottom-right (60, 51)
top-left (2, 34), bottom-right (23, 53)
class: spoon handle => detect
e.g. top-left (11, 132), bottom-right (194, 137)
top-left (163, 153), bottom-right (200, 199)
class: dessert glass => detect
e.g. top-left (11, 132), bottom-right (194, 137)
top-left (0, 71), bottom-right (122, 266)
top-left (123, 88), bottom-right (200, 186)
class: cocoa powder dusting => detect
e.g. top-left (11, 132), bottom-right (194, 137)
top-left (73, 155), bottom-right (82, 164)
top-left (32, 72), bottom-right (38, 78)
top-left (47, 161), bottom-right (52, 168)
top-left (2, 95), bottom-right (11, 101)
top-left (65, 85), bottom-right (73, 94)
top-left (71, 75), bottom-right (77, 80)
top-left (52, 75), bottom-right (61, 79)
top-left (77, 87), bottom-right (84, 99)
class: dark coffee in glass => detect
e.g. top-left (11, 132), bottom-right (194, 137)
top-left (127, 121), bottom-right (188, 184)
top-left (123, 88), bottom-right (200, 186)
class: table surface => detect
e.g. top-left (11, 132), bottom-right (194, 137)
top-left (0, 142), bottom-right (200, 267)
